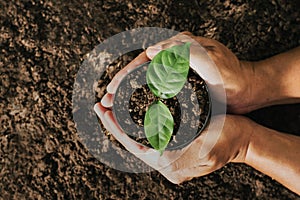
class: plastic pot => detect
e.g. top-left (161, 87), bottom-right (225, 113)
top-left (113, 62), bottom-right (211, 150)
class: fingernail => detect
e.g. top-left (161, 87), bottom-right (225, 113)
top-left (101, 94), bottom-right (113, 108)
top-left (146, 46), bottom-right (161, 59)
top-left (93, 103), bottom-right (102, 117)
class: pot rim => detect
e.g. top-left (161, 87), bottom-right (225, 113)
top-left (112, 61), bottom-right (212, 150)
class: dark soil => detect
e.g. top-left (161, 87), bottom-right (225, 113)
top-left (1, 0), bottom-right (300, 199)
top-left (112, 63), bottom-right (210, 149)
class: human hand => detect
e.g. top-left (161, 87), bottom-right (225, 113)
top-left (145, 32), bottom-right (260, 114)
top-left (102, 32), bottom-right (257, 114)
top-left (95, 101), bottom-right (254, 184)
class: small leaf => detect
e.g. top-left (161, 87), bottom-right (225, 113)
top-left (144, 100), bottom-right (174, 154)
top-left (146, 42), bottom-right (191, 99)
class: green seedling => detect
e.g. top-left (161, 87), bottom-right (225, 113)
top-left (144, 42), bottom-right (191, 154)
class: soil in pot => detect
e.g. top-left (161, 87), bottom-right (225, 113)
top-left (113, 62), bottom-right (211, 150)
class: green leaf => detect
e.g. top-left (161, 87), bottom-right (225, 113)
top-left (144, 100), bottom-right (174, 154)
top-left (146, 42), bottom-right (191, 99)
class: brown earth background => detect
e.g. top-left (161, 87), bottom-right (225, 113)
top-left (1, 0), bottom-right (300, 199)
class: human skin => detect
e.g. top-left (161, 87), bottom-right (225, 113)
top-left (95, 32), bottom-right (300, 195)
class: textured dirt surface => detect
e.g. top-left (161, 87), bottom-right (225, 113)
top-left (1, 0), bottom-right (300, 199)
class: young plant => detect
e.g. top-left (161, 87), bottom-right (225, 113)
top-left (144, 42), bottom-right (191, 154)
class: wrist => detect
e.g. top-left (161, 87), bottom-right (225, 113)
top-left (229, 61), bottom-right (271, 113)
top-left (252, 59), bottom-right (300, 107)
top-left (230, 116), bottom-right (256, 163)
top-left (250, 60), bottom-right (282, 107)
top-left (250, 47), bottom-right (300, 108)
top-left (240, 59), bottom-right (293, 112)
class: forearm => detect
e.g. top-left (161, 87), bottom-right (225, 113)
top-left (245, 124), bottom-right (300, 195)
top-left (251, 46), bottom-right (300, 108)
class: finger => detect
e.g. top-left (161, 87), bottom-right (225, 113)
top-left (95, 102), bottom-right (177, 170)
top-left (147, 34), bottom-right (222, 86)
top-left (104, 107), bottom-right (155, 154)
top-left (101, 93), bottom-right (114, 108)
top-left (146, 32), bottom-right (215, 61)
top-left (178, 31), bottom-right (218, 49)
top-left (95, 104), bottom-right (202, 173)
top-left (145, 32), bottom-right (192, 59)
top-left (107, 52), bottom-right (149, 94)
top-left (146, 33), bottom-right (223, 100)
top-left (94, 102), bottom-right (149, 152)
top-left (104, 110), bottom-right (169, 170)
top-left (179, 31), bottom-right (194, 37)
top-left (154, 148), bottom-right (187, 171)
top-left (170, 34), bottom-right (222, 84)
top-left (95, 103), bottom-right (165, 169)
top-left (174, 164), bottom-right (213, 180)
top-left (158, 142), bottom-right (200, 173)
top-left (94, 102), bottom-right (107, 118)
top-left (146, 34), bottom-right (194, 59)
top-left (146, 41), bottom-right (185, 60)
top-left (145, 45), bottom-right (162, 60)
top-left (94, 103), bottom-right (117, 135)
top-left (158, 153), bottom-right (211, 184)
top-left (159, 163), bottom-right (200, 184)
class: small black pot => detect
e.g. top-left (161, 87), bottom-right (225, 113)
top-left (113, 62), bottom-right (211, 150)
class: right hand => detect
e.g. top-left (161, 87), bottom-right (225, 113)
top-left (145, 32), bottom-right (256, 114)
top-left (102, 31), bottom-right (258, 113)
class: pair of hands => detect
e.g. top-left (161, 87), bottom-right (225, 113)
top-left (94, 32), bottom-right (261, 184)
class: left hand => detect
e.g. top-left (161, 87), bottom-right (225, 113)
top-left (94, 101), bottom-right (253, 184)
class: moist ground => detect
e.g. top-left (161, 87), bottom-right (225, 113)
top-left (1, 0), bottom-right (299, 199)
